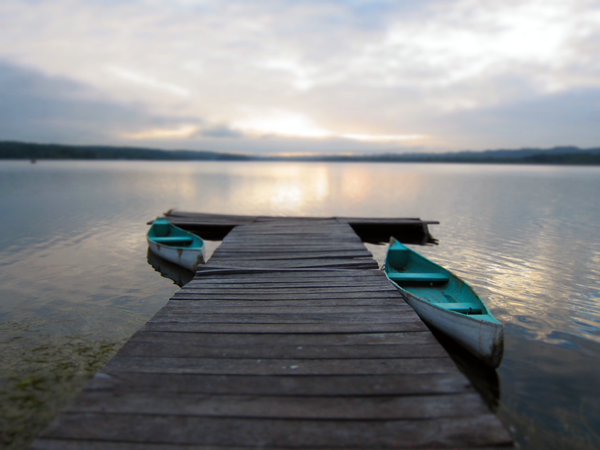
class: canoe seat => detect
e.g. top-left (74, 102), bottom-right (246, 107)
top-left (388, 272), bottom-right (450, 283)
top-left (387, 246), bottom-right (410, 267)
top-left (152, 220), bottom-right (171, 237)
top-left (439, 303), bottom-right (483, 314)
top-left (153, 236), bottom-right (194, 245)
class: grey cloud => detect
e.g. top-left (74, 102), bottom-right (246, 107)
top-left (0, 61), bottom-right (203, 145)
top-left (434, 87), bottom-right (600, 149)
top-left (199, 125), bottom-right (244, 139)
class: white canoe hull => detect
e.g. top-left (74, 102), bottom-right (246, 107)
top-left (399, 287), bottom-right (504, 368)
top-left (147, 238), bottom-right (205, 272)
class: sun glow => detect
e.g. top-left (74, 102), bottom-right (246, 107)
top-left (124, 125), bottom-right (199, 139)
top-left (234, 114), bottom-right (330, 139)
top-left (234, 113), bottom-right (424, 142)
top-left (341, 134), bottom-right (425, 142)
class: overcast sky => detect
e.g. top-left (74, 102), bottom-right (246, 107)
top-left (1, 0), bottom-right (599, 154)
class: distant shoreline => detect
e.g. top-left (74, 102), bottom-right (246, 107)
top-left (2, 141), bottom-right (600, 165)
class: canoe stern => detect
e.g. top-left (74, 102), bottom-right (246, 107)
top-left (398, 287), bottom-right (504, 368)
top-left (147, 236), bottom-right (206, 273)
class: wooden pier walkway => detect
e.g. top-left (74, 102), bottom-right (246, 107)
top-left (33, 216), bottom-right (511, 449)
top-left (160, 211), bottom-right (440, 244)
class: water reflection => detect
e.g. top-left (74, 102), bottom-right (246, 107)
top-left (430, 328), bottom-right (501, 412)
top-left (146, 240), bottom-right (221, 287)
top-left (2, 161), bottom-right (600, 449)
top-left (146, 248), bottom-right (194, 288)
top-left (236, 164), bottom-right (332, 214)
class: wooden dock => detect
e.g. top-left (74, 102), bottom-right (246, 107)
top-left (32, 215), bottom-right (512, 449)
top-left (160, 211), bottom-right (440, 244)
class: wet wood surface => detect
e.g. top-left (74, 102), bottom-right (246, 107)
top-left (32, 217), bottom-right (511, 449)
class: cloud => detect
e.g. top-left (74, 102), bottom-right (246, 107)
top-left (200, 125), bottom-right (244, 139)
top-left (105, 66), bottom-right (191, 98)
top-left (436, 86), bottom-right (600, 149)
top-left (0, 0), bottom-right (598, 152)
top-left (0, 61), bottom-right (202, 145)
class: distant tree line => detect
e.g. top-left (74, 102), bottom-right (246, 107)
top-left (0, 141), bottom-right (252, 161)
top-left (1, 140), bottom-right (600, 165)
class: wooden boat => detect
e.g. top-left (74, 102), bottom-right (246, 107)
top-left (385, 237), bottom-right (504, 368)
top-left (147, 218), bottom-right (206, 272)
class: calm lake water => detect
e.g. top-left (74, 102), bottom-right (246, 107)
top-left (1, 160), bottom-right (599, 449)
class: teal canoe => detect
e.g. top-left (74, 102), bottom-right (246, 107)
top-left (147, 218), bottom-right (206, 272)
top-left (385, 237), bottom-right (504, 368)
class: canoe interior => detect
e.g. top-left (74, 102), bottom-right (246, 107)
top-left (385, 239), bottom-right (499, 325)
top-left (148, 219), bottom-right (205, 250)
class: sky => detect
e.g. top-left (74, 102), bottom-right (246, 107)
top-left (0, 0), bottom-right (599, 154)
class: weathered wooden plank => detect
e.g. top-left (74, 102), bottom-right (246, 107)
top-left (223, 230), bottom-right (358, 234)
top-left (232, 225), bottom-right (350, 229)
top-left (224, 226), bottom-right (354, 232)
top-left (215, 241), bottom-right (364, 245)
top-left (165, 298), bottom-right (405, 308)
top-left (184, 279), bottom-right (390, 287)
top-left (141, 322), bottom-right (430, 333)
top-left (208, 252), bottom-right (373, 261)
top-left (218, 243), bottom-right (363, 248)
top-left (225, 229), bottom-right (355, 234)
top-left (31, 441), bottom-right (148, 450)
top-left (183, 278), bottom-right (392, 286)
top-left (224, 236), bottom-right (358, 240)
top-left (226, 229), bottom-right (355, 234)
top-left (176, 287), bottom-right (401, 295)
top-left (233, 224), bottom-right (352, 228)
top-left (184, 272), bottom-right (386, 280)
top-left (159, 305), bottom-right (413, 315)
top-left (183, 279), bottom-right (398, 288)
top-left (116, 342), bottom-right (448, 359)
top-left (212, 249), bottom-right (369, 256)
top-left (32, 440), bottom-right (223, 449)
top-left (220, 241), bottom-right (364, 247)
top-left (214, 248), bottom-right (367, 254)
top-left (128, 331), bottom-right (439, 346)
top-left (172, 291), bottom-right (401, 300)
top-left (32, 440), bottom-right (509, 450)
top-left (203, 259), bottom-right (379, 269)
top-left (215, 242), bottom-right (366, 247)
top-left (165, 211), bottom-right (256, 220)
top-left (207, 258), bottom-right (371, 265)
top-left (233, 220), bottom-right (339, 224)
top-left (183, 274), bottom-right (389, 283)
top-left (148, 312), bottom-right (420, 324)
top-left (84, 371), bottom-right (472, 396)
top-left (177, 286), bottom-right (397, 294)
top-left (193, 268), bottom-right (383, 278)
top-left (224, 234), bottom-right (362, 240)
top-left (39, 414), bottom-right (512, 448)
top-left (104, 357), bottom-right (457, 375)
top-left (161, 305), bottom-right (410, 315)
top-left (337, 217), bottom-right (425, 223)
top-left (179, 277), bottom-right (389, 284)
top-left (182, 283), bottom-right (398, 297)
top-left (221, 237), bottom-right (362, 243)
top-left (67, 392), bottom-right (487, 419)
